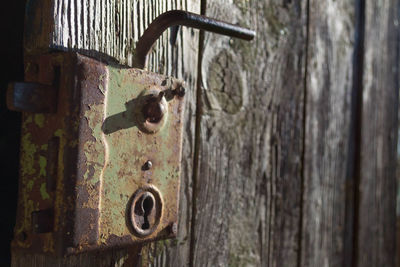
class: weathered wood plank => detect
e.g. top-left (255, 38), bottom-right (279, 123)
top-left (301, 0), bottom-right (357, 266)
top-left (26, 0), bottom-right (198, 73)
top-left (14, 0), bottom-right (400, 266)
top-left (190, 1), bottom-right (306, 266)
top-left (356, 0), bottom-right (399, 266)
top-left (13, 1), bottom-right (199, 266)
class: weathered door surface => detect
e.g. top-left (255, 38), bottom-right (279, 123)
top-left (11, 0), bottom-right (399, 266)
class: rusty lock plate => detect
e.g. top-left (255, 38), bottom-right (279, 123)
top-left (10, 10), bottom-right (255, 256)
top-left (11, 52), bottom-right (184, 255)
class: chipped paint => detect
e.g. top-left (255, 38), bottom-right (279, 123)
top-left (96, 65), bottom-right (184, 245)
top-left (39, 156), bottom-right (47, 176)
top-left (27, 180), bottom-right (34, 191)
top-left (21, 133), bottom-right (37, 176)
top-left (34, 114), bottom-right (45, 128)
top-left (42, 233), bottom-right (55, 253)
top-left (40, 183), bottom-right (50, 200)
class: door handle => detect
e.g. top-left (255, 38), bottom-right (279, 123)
top-left (134, 10), bottom-right (256, 68)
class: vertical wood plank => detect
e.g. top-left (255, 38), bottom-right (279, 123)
top-left (357, 0), bottom-right (399, 266)
top-left (301, 0), bottom-right (357, 266)
top-left (191, 1), bottom-right (306, 266)
top-left (13, 1), bottom-right (199, 266)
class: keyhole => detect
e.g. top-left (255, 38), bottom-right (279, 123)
top-left (141, 193), bottom-right (154, 230)
top-left (130, 187), bottom-right (162, 236)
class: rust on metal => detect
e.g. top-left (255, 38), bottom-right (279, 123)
top-left (142, 91), bottom-right (167, 123)
top-left (11, 52), bottom-right (185, 255)
top-left (7, 82), bottom-right (57, 113)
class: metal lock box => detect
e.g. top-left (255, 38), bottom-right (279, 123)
top-left (9, 10), bottom-right (255, 255)
top-left (10, 52), bottom-right (185, 254)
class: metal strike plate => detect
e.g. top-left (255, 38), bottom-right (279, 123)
top-left (11, 52), bottom-right (184, 255)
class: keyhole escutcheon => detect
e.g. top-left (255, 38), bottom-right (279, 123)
top-left (130, 186), bottom-right (163, 236)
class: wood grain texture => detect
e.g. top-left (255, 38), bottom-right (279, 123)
top-left (191, 1), bottom-right (306, 266)
top-left (14, 1), bottom-right (199, 266)
top-left (301, 1), bottom-right (356, 266)
top-left (26, 0), bottom-right (198, 72)
top-left (356, 0), bottom-right (399, 266)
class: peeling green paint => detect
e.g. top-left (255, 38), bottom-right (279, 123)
top-left (54, 129), bottom-right (65, 138)
top-left (39, 156), bottom-right (47, 176)
top-left (25, 114), bottom-right (33, 124)
top-left (96, 67), bottom-right (183, 242)
top-left (83, 102), bottom-right (106, 188)
top-left (40, 183), bottom-right (50, 200)
top-left (21, 133), bottom-right (37, 176)
top-left (25, 199), bottom-right (36, 232)
top-left (27, 180), bottom-right (34, 191)
top-left (34, 114), bottom-right (45, 128)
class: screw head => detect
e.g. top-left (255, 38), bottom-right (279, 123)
top-left (143, 160), bottom-right (152, 170)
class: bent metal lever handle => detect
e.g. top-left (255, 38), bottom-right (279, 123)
top-left (133, 10), bottom-right (256, 69)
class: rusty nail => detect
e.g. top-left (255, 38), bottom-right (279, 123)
top-left (170, 222), bottom-right (178, 235)
top-left (143, 160), bottom-right (152, 170)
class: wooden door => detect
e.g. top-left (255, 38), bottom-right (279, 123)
top-left (10, 0), bottom-right (399, 266)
